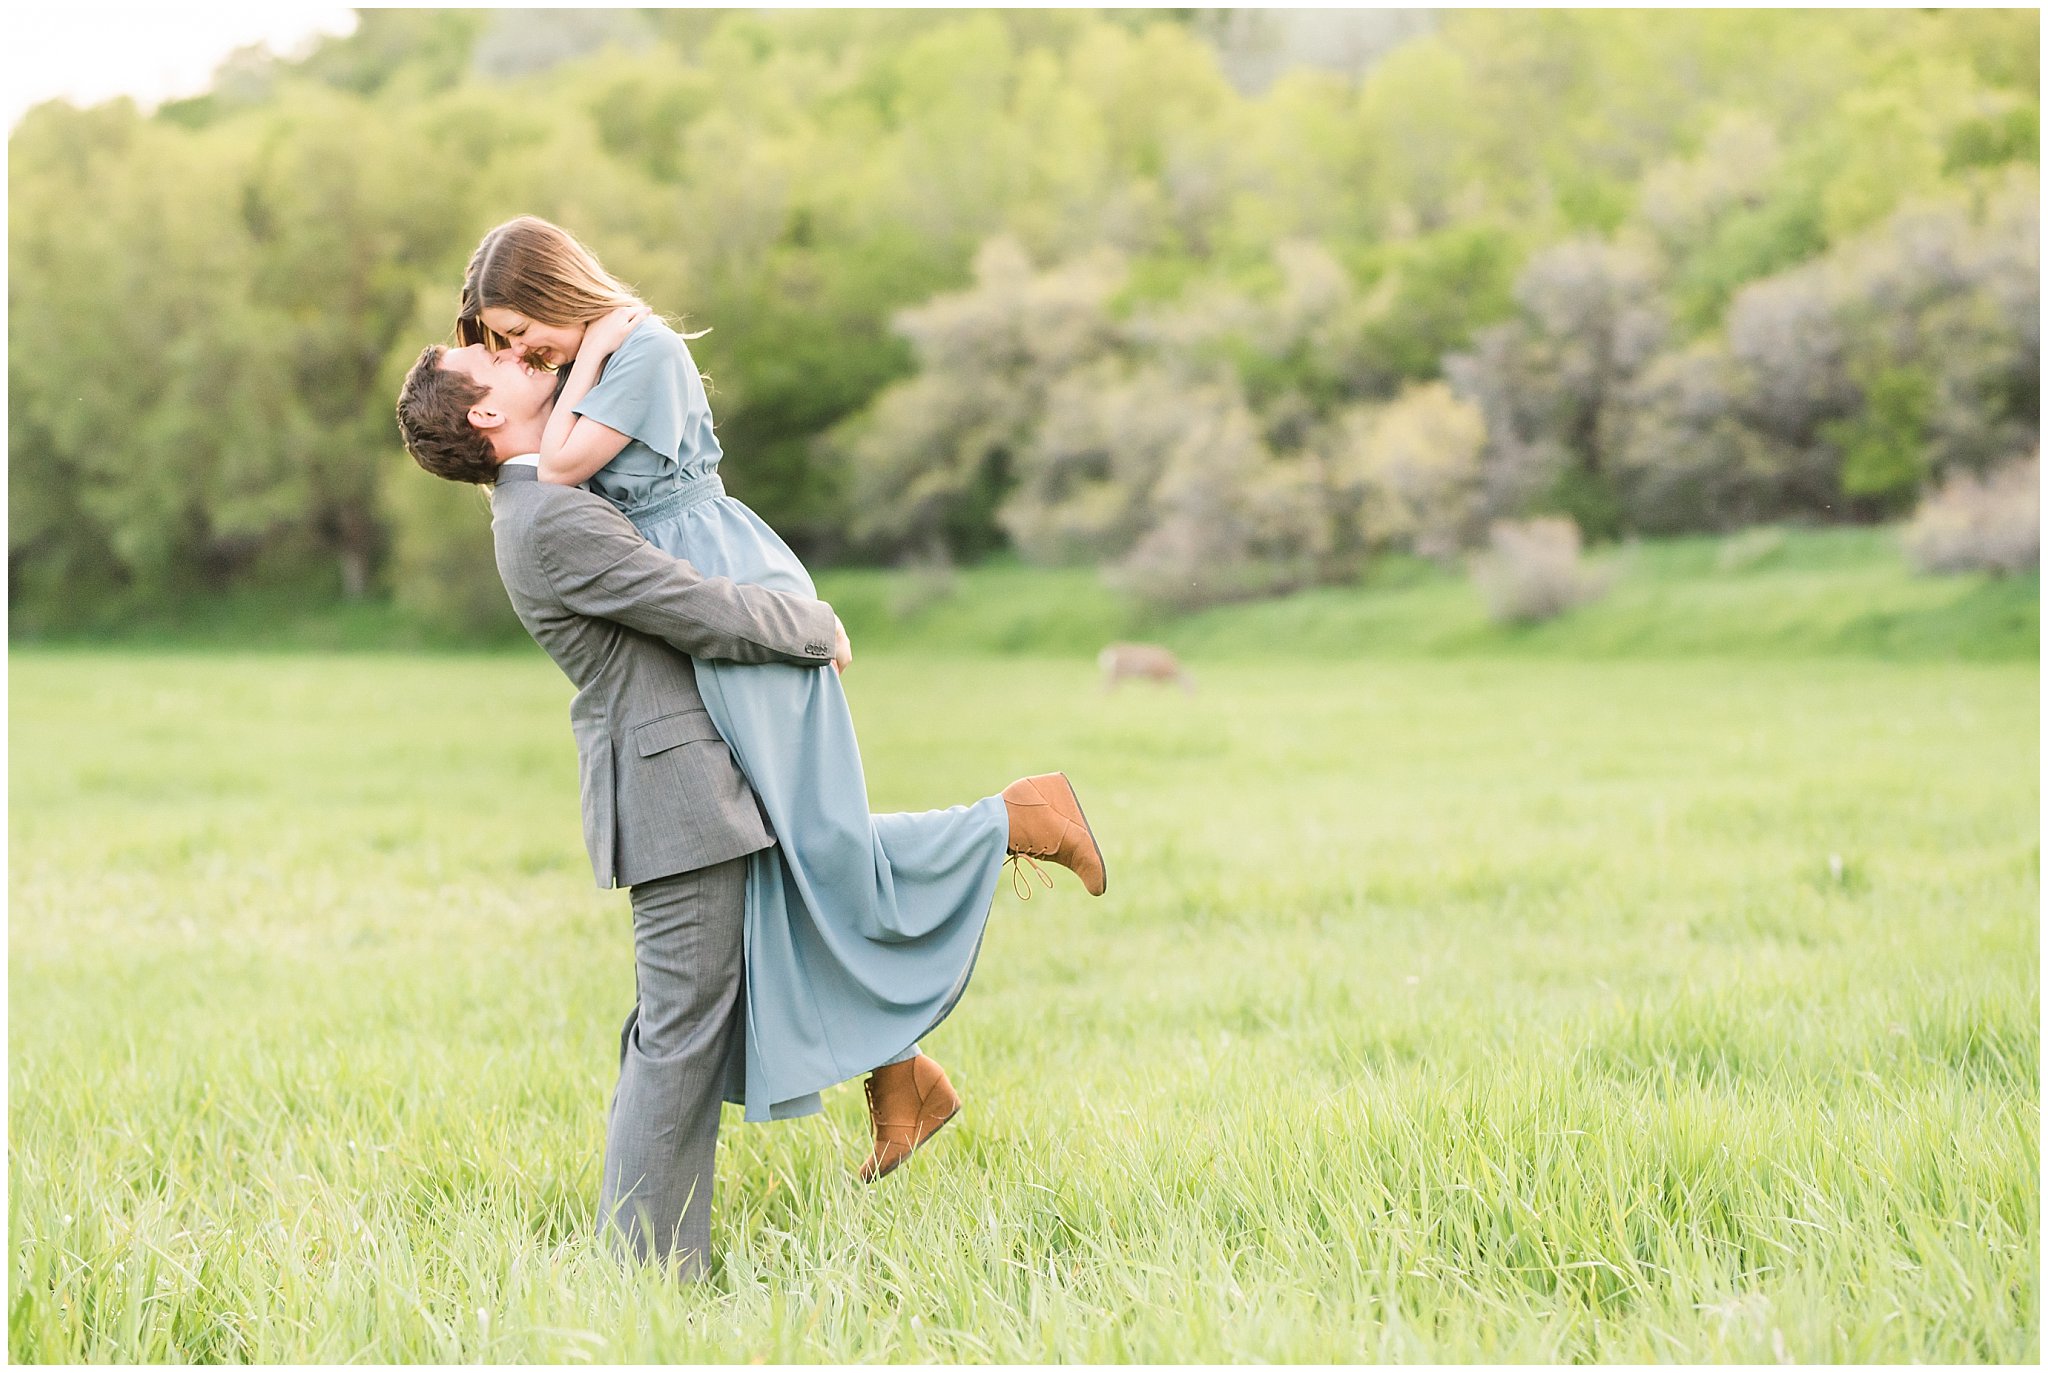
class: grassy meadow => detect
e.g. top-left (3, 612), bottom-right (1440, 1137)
top-left (9, 531), bottom-right (2039, 1362)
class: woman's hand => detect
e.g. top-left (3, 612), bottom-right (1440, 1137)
top-left (534, 303), bottom-right (647, 482)
top-left (582, 304), bottom-right (650, 360)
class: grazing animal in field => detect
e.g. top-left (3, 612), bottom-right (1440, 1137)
top-left (1098, 642), bottom-right (1195, 694)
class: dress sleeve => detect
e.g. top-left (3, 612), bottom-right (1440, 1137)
top-left (530, 492), bottom-right (837, 666)
top-left (571, 323), bottom-right (690, 464)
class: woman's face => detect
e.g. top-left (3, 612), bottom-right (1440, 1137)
top-left (477, 307), bottom-right (586, 369)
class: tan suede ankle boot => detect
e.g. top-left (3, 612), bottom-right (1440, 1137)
top-left (859, 1053), bottom-right (962, 1183)
top-left (1001, 772), bottom-right (1107, 896)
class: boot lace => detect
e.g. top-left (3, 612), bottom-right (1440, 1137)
top-left (1003, 852), bottom-right (1054, 900)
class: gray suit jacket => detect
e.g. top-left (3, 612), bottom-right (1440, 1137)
top-left (488, 465), bottom-right (837, 889)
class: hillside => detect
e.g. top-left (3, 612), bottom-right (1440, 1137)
top-left (24, 526), bottom-right (2027, 662)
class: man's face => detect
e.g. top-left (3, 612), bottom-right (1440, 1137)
top-left (439, 343), bottom-right (556, 439)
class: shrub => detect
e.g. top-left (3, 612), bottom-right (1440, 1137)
top-left (1902, 453), bottom-right (2039, 575)
top-left (1331, 381), bottom-right (1489, 561)
top-left (1107, 391), bottom-right (1328, 611)
top-left (1471, 517), bottom-right (1613, 624)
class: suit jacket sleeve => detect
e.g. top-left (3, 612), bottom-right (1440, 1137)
top-left (531, 495), bottom-right (836, 666)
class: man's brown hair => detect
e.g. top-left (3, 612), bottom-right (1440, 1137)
top-left (395, 345), bottom-right (499, 485)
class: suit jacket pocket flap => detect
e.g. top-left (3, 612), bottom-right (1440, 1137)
top-left (634, 709), bottom-right (725, 757)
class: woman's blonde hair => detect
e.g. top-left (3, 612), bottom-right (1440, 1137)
top-left (456, 215), bottom-right (643, 351)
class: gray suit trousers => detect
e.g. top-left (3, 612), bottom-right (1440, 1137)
top-left (599, 855), bottom-right (749, 1278)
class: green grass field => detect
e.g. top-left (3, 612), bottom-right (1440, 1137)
top-left (9, 538), bottom-right (2039, 1361)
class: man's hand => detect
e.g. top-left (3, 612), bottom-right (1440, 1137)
top-left (583, 304), bottom-right (651, 359)
top-left (830, 615), bottom-right (853, 674)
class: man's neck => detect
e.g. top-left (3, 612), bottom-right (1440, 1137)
top-left (493, 414), bottom-right (550, 466)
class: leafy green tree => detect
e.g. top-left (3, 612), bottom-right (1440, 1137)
top-left (11, 103), bottom-right (293, 618)
top-left (301, 9), bottom-right (487, 98)
top-left (1350, 226), bottom-right (1519, 391)
top-left (243, 92), bottom-right (478, 598)
top-left (1353, 35), bottom-right (1491, 235)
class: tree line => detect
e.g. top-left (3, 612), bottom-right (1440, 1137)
top-left (8, 8), bottom-right (2037, 631)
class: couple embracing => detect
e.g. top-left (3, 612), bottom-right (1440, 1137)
top-left (396, 217), bottom-right (1107, 1278)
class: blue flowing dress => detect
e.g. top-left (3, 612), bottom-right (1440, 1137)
top-left (574, 318), bottom-right (1009, 1122)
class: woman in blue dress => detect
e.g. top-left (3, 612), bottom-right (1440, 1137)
top-left (456, 216), bottom-right (1106, 1180)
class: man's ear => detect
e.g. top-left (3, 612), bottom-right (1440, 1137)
top-left (467, 404), bottom-right (504, 433)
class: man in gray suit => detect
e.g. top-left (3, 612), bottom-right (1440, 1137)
top-left (397, 341), bottom-right (847, 1278)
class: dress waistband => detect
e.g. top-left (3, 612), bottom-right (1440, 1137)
top-left (626, 473), bottom-right (726, 528)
